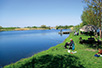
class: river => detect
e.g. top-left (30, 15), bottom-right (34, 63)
top-left (0, 29), bottom-right (69, 66)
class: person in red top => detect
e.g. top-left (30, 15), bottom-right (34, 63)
top-left (97, 49), bottom-right (102, 54)
top-left (94, 49), bottom-right (102, 57)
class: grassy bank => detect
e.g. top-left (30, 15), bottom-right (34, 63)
top-left (4, 32), bottom-right (102, 68)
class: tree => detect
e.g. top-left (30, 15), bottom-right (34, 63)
top-left (82, 0), bottom-right (102, 38)
top-left (0, 26), bottom-right (3, 31)
top-left (0, 26), bottom-right (3, 29)
top-left (81, 9), bottom-right (97, 26)
top-left (55, 25), bottom-right (74, 29)
top-left (79, 23), bottom-right (85, 28)
top-left (55, 26), bottom-right (58, 29)
top-left (32, 26), bottom-right (37, 28)
top-left (26, 26), bottom-right (32, 28)
top-left (40, 25), bottom-right (47, 28)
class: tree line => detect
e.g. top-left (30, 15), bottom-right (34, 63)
top-left (24, 25), bottom-right (74, 29)
top-left (0, 26), bottom-right (20, 31)
top-left (56, 25), bottom-right (74, 29)
top-left (24, 25), bottom-right (50, 29)
top-left (0, 25), bottom-right (74, 31)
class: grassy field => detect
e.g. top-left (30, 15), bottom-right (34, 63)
top-left (4, 32), bottom-right (102, 68)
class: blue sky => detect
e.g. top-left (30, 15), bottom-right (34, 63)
top-left (0, 0), bottom-right (84, 27)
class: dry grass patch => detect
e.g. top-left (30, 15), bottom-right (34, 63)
top-left (85, 48), bottom-right (96, 52)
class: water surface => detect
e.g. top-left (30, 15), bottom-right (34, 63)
top-left (0, 29), bottom-right (69, 66)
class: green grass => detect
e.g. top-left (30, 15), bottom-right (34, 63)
top-left (4, 32), bottom-right (102, 68)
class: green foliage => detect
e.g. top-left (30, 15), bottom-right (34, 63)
top-left (82, 0), bottom-right (102, 38)
top-left (81, 9), bottom-right (98, 26)
top-left (0, 26), bottom-right (3, 31)
top-left (32, 26), bottom-right (37, 28)
top-left (4, 27), bottom-right (17, 29)
top-left (0, 26), bottom-right (3, 29)
top-left (56, 25), bottom-right (74, 29)
top-left (82, 0), bottom-right (102, 27)
top-left (24, 25), bottom-right (50, 29)
top-left (39, 25), bottom-right (50, 29)
top-left (25, 26), bottom-right (32, 28)
top-left (40, 25), bottom-right (47, 28)
top-left (0, 27), bottom-right (20, 31)
top-left (73, 23), bottom-right (85, 31)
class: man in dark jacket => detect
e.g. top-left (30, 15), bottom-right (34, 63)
top-left (64, 39), bottom-right (74, 49)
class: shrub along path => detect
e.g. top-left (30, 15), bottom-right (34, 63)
top-left (4, 32), bottom-right (102, 68)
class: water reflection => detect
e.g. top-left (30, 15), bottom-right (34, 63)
top-left (59, 33), bottom-right (63, 36)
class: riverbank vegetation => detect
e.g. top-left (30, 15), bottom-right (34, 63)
top-left (55, 25), bottom-right (74, 29)
top-left (24, 25), bottom-right (51, 30)
top-left (0, 26), bottom-right (20, 31)
top-left (0, 25), bottom-right (51, 31)
top-left (0, 25), bottom-right (74, 31)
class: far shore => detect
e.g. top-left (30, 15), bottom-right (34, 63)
top-left (14, 28), bottom-right (51, 31)
top-left (0, 27), bottom-right (73, 32)
top-left (0, 28), bottom-right (51, 31)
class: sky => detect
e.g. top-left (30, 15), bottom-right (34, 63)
top-left (0, 0), bottom-right (85, 27)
